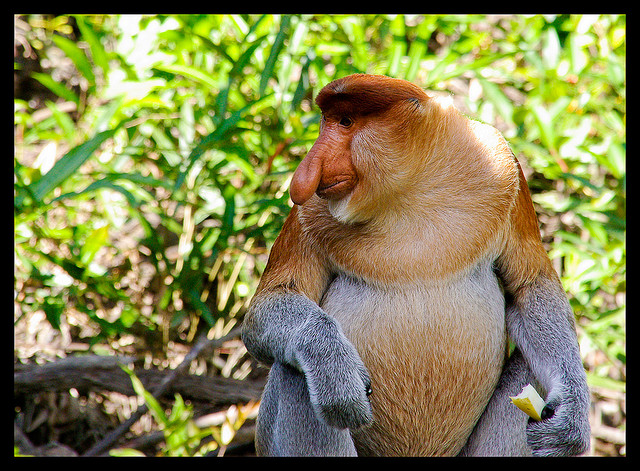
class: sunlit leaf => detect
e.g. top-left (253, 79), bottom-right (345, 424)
top-left (477, 77), bottom-right (514, 124)
top-left (541, 26), bottom-right (561, 70)
top-left (387, 15), bottom-right (406, 77)
top-left (154, 63), bottom-right (218, 90)
top-left (27, 128), bottom-right (117, 203)
top-left (75, 15), bottom-right (110, 75)
top-left (52, 34), bottom-right (96, 86)
top-left (109, 448), bottom-right (147, 457)
top-left (122, 365), bottom-right (169, 427)
top-left (259, 15), bottom-right (291, 96)
top-left (31, 72), bottom-right (80, 104)
top-left (405, 18), bottom-right (435, 82)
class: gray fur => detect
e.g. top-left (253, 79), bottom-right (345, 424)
top-left (243, 278), bottom-right (590, 456)
top-left (459, 349), bottom-right (533, 456)
top-left (504, 277), bottom-right (591, 456)
top-left (242, 292), bottom-right (372, 444)
top-left (460, 277), bottom-right (590, 457)
top-left (256, 362), bottom-right (358, 456)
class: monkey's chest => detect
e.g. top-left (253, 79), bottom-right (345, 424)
top-left (320, 268), bottom-right (506, 456)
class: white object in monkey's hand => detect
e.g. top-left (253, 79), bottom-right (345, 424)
top-left (510, 384), bottom-right (545, 422)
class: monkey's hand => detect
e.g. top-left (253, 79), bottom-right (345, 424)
top-left (525, 385), bottom-right (591, 456)
top-left (294, 314), bottom-right (374, 430)
top-left (243, 293), bottom-right (373, 431)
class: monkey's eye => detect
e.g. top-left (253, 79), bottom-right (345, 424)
top-left (339, 116), bottom-right (353, 127)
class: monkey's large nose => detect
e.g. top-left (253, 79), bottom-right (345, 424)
top-left (290, 152), bottom-right (322, 205)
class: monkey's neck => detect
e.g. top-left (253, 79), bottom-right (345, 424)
top-left (301, 196), bottom-right (508, 284)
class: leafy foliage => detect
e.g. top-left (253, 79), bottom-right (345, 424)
top-left (15, 13), bottom-right (625, 440)
top-left (114, 366), bottom-right (255, 456)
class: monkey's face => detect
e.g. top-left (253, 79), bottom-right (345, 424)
top-left (290, 74), bottom-right (430, 224)
top-left (289, 111), bottom-right (360, 207)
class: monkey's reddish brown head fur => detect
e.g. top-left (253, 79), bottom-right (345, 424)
top-left (290, 74), bottom-right (428, 206)
top-left (315, 74), bottom-right (428, 117)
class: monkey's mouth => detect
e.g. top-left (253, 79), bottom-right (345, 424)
top-left (316, 178), bottom-right (355, 200)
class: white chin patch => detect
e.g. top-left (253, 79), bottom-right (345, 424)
top-left (327, 195), bottom-right (356, 224)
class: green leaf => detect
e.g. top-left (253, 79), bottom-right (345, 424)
top-left (221, 183), bottom-right (236, 235)
top-left (229, 35), bottom-right (268, 79)
top-left (530, 96), bottom-right (571, 153)
top-left (31, 72), bottom-right (80, 104)
top-left (122, 365), bottom-right (169, 427)
top-left (291, 52), bottom-right (312, 112)
top-left (154, 63), bottom-right (218, 90)
top-left (586, 372), bottom-right (626, 392)
top-left (428, 51), bottom-right (513, 86)
top-left (477, 77), bottom-right (514, 124)
top-left (167, 393), bottom-right (187, 423)
top-left (568, 32), bottom-right (589, 76)
top-left (340, 16), bottom-right (367, 72)
top-left (541, 26), bottom-right (561, 70)
top-left (178, 100), bottom-right (195, 154)
top-left (43, 299), bottom-right (63, 331)
top-left (92, 94), bottom-right (126, 133)
top-left (405, 19), bottom-right (435, 82)
top-left (606, 142), bottom-right (626, 179)
top-left (52, 34), bottom-right (96, 87)
top-left (80, 225), bottom-right (109, 266)
top-left (45, 101), bottom-right (76, 142)
top-left (27, 128), bottom-right (117, 203)
top-left (288, 19), bottom-right (309, 56)
top-left (75, 15), bottom-right (110, 75)
top-left (388, 15), bottom-right (407, 77)
top-left (187, 287), bottom-right (215, 327)
top-left (531, 104), bottom-right (553, 149)
top-left (607, 55), bottom-right (625, 88)
top-left (259, 15), bottom-right (291, 96)
top-left (174, 94), bottom-right (272, 191)
top-left (109, 448), bottom-right (146, 457)
top-left (52, 178), bottom-right (140, 207)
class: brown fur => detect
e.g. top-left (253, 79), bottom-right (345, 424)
top-left (252, 74), bottom-right (552, 455)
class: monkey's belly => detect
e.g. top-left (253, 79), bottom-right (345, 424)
top-left (320, 267), bottom-right (506, 456)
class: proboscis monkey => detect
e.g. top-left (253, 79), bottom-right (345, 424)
top-left (242, 74), bottom-right (590, 456)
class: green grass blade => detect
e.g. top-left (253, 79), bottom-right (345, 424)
top-left (45, 101), bottom-right (76, 142)
top-left (388, 15), bottom-right (407, 77)
top-left (121, 365), bottom-right (169, 427)
top-left (229, 35), bottom-right (268, 78)
top-left (52, 34), bottom-right (96, 87)
top-left (74, 15), bottom-right (110, 75)
top-left (405, 19), bottom-right (434, 82)
top-left (259, 15), bottom-right (292, 96)
top-left (31, 72), bottom-right (80, 105)
top-left (174, 94), bottom-right (272, 191)
top-left (477, 77), bottom-right (514, 124)
top-left (28, 128), bottom-right (117, 203)
top-left (290, 53), bottom-right (312, 112)
top-left (439, 52), bottom-right (514, 84)
top-left (51, 178), bottom-right (140, 207)
top-left (154, 63), bottom-right (218, 91)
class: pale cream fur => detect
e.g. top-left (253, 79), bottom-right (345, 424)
top-left (321, 261), bottom-right (506, 456)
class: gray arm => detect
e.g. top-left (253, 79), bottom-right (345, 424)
top-left (242, 291), bottom-right (372, 430)
top-left (490, 161), bottom-right (590, 456)
top-left (506, 275), bottom-right (590, 456)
